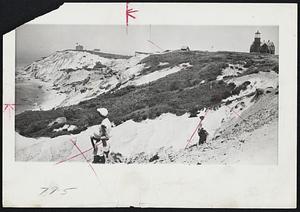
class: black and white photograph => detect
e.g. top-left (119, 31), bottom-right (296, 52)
top-left (3, 2), bottom-right (296, 208)
top-left (15, 24), bottom-right (279, 164)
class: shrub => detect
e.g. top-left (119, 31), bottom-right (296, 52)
top-left (23, 122), bottom-right (44, 134)
top-left (221, 90), bottom-right (232, 99)
top-left (272, 65), bottom-right (279, 73)
top-left (251, 88), bottom-right (264, 102)
top-left (218, 80), bottom-right (225, 85)
top-left (149, 154), bottom-right (159, 162)
top-left (169, 81), bottom-right (181, 91)
top-left (93, 61), bottom-right (106, 69)
top-left (64, 109), bottom-right (77, 120)
top-left (232, 81), bottom-right (251, 95)
top-left (225, 100), bottom-right (232, 105)
top-left (114, 119), bottom-right (123, 126)
top-left (228, 82), bottom-right (236, 89)
top-left (191, 79), bottom-right (200, 86)
top-left (80, 88), bottom-right (87, 93)
top-left (210, 94), bottom-right (222, 103)
top-left (188, 106), bottom-right (200, 117)
top-left (62, 68), bottom-right (77, 73)
top-left (244, 60), bottom-right (253, 68)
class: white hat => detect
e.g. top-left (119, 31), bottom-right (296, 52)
top-left (97, 108), bottom-right (108, 117)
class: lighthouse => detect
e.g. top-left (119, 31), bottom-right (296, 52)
top-left (250, 30), bottom-right (261, 53)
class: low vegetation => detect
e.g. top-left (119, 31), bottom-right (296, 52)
top-left (15, 51), bottom-right (278, 138)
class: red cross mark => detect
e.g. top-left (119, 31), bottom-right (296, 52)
top-left (56, 140), bottom-right (103, 165)
top-left (126, 0), bottom-right (138, 26)
top-left (185, 109), bottom-right (209, 149)
top-left (66, 137), bottom-right (100, 181)
top-left (224, 104), bottom-right (248, 123)
top-left (3, 103), bottom-right (15, 112)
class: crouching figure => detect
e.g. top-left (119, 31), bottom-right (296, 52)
top-left (90, 108), bottom-right (112, 164)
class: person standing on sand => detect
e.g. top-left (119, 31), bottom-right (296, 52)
top-left (197, 126), bottom-right (209, 146)
top-left (197, 116), bottom-right (209, 147)
top-left (90, 108), bottom-right (112, 164)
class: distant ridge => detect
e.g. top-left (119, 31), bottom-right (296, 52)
top-left (61, 49), bottom-right (132, 59)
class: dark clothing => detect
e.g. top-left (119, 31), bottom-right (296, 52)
top-left (198, 128), bottom-right (208, 145)
top-left (90, 136), bottom-right (100, 149)
top-left (90, 136), bottom-right (108, 148)
top-left (104, 150), bottom-right (110, 158)
top-left (93, 155), bottom-right (105, 164)
top-left (90, 136), bottom-right (109, 163)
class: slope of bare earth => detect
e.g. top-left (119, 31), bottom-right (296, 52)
top-left (15, 88), bottom-right (278, 164)
top-left (125, 88), bottom-right (278, 165)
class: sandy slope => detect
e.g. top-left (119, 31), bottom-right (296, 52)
top-left (17, 51), bottom-right (149, 109)
top-left (15, 55), bottom-right (279, 164)
top-left (135, 89), bottom-right (279, 165)
top-left (15, 87), bottom-right (278, 164)
top-left (225, 120), bottom-right (278, 164)
top-left (16, 50), bottom-right (194, 112)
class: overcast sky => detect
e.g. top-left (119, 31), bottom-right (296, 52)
top-left (16, 25), bottom-right (278, 67)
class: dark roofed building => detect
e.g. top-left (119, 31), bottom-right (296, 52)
top-left (250, 31), bottom-right (275, 54)
top-left (263, 40), bottom-right (275, 54)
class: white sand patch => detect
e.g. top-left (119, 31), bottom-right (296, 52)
top-left (223, 71), bottom-right (278, 102)
top-left (53, 124), bottom-right (70, 132)
top-left (52, 124), bottom-right (78, 132)
top-left (67, 125), bottom-right (78, 131)
top-left (158, 62), bottom-right (169, 66)
top-left (180, 62), bottom-right (193, 68)
top-left (130, 63), bottom-right (192, 86)
top-left (217, 63), bottom-right (247, 80)
top-left (227, 71), bottom-right (278, 87)
top-left (134, 66), bottom-right (182, 85)
top-left (110, 113), bottom-right (200, 156)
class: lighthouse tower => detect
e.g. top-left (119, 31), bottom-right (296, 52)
top-left (250, 30), bottom-right (261, 53)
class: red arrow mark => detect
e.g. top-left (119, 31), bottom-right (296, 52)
top-left (126, 0), bottom-right (138, 26)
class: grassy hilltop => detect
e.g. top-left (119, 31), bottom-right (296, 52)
top-left (15, 50), bottom-right (278, 138)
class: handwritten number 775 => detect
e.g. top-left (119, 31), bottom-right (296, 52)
top-left (39, 186), bottom-right (77, 196)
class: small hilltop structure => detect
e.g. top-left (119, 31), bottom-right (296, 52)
top-left (75, 43), bottom-right (84, 51)
top-left (250, 30), bottom-right (275, 54)
top-left (181, 46), bottom-right (190, 51)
